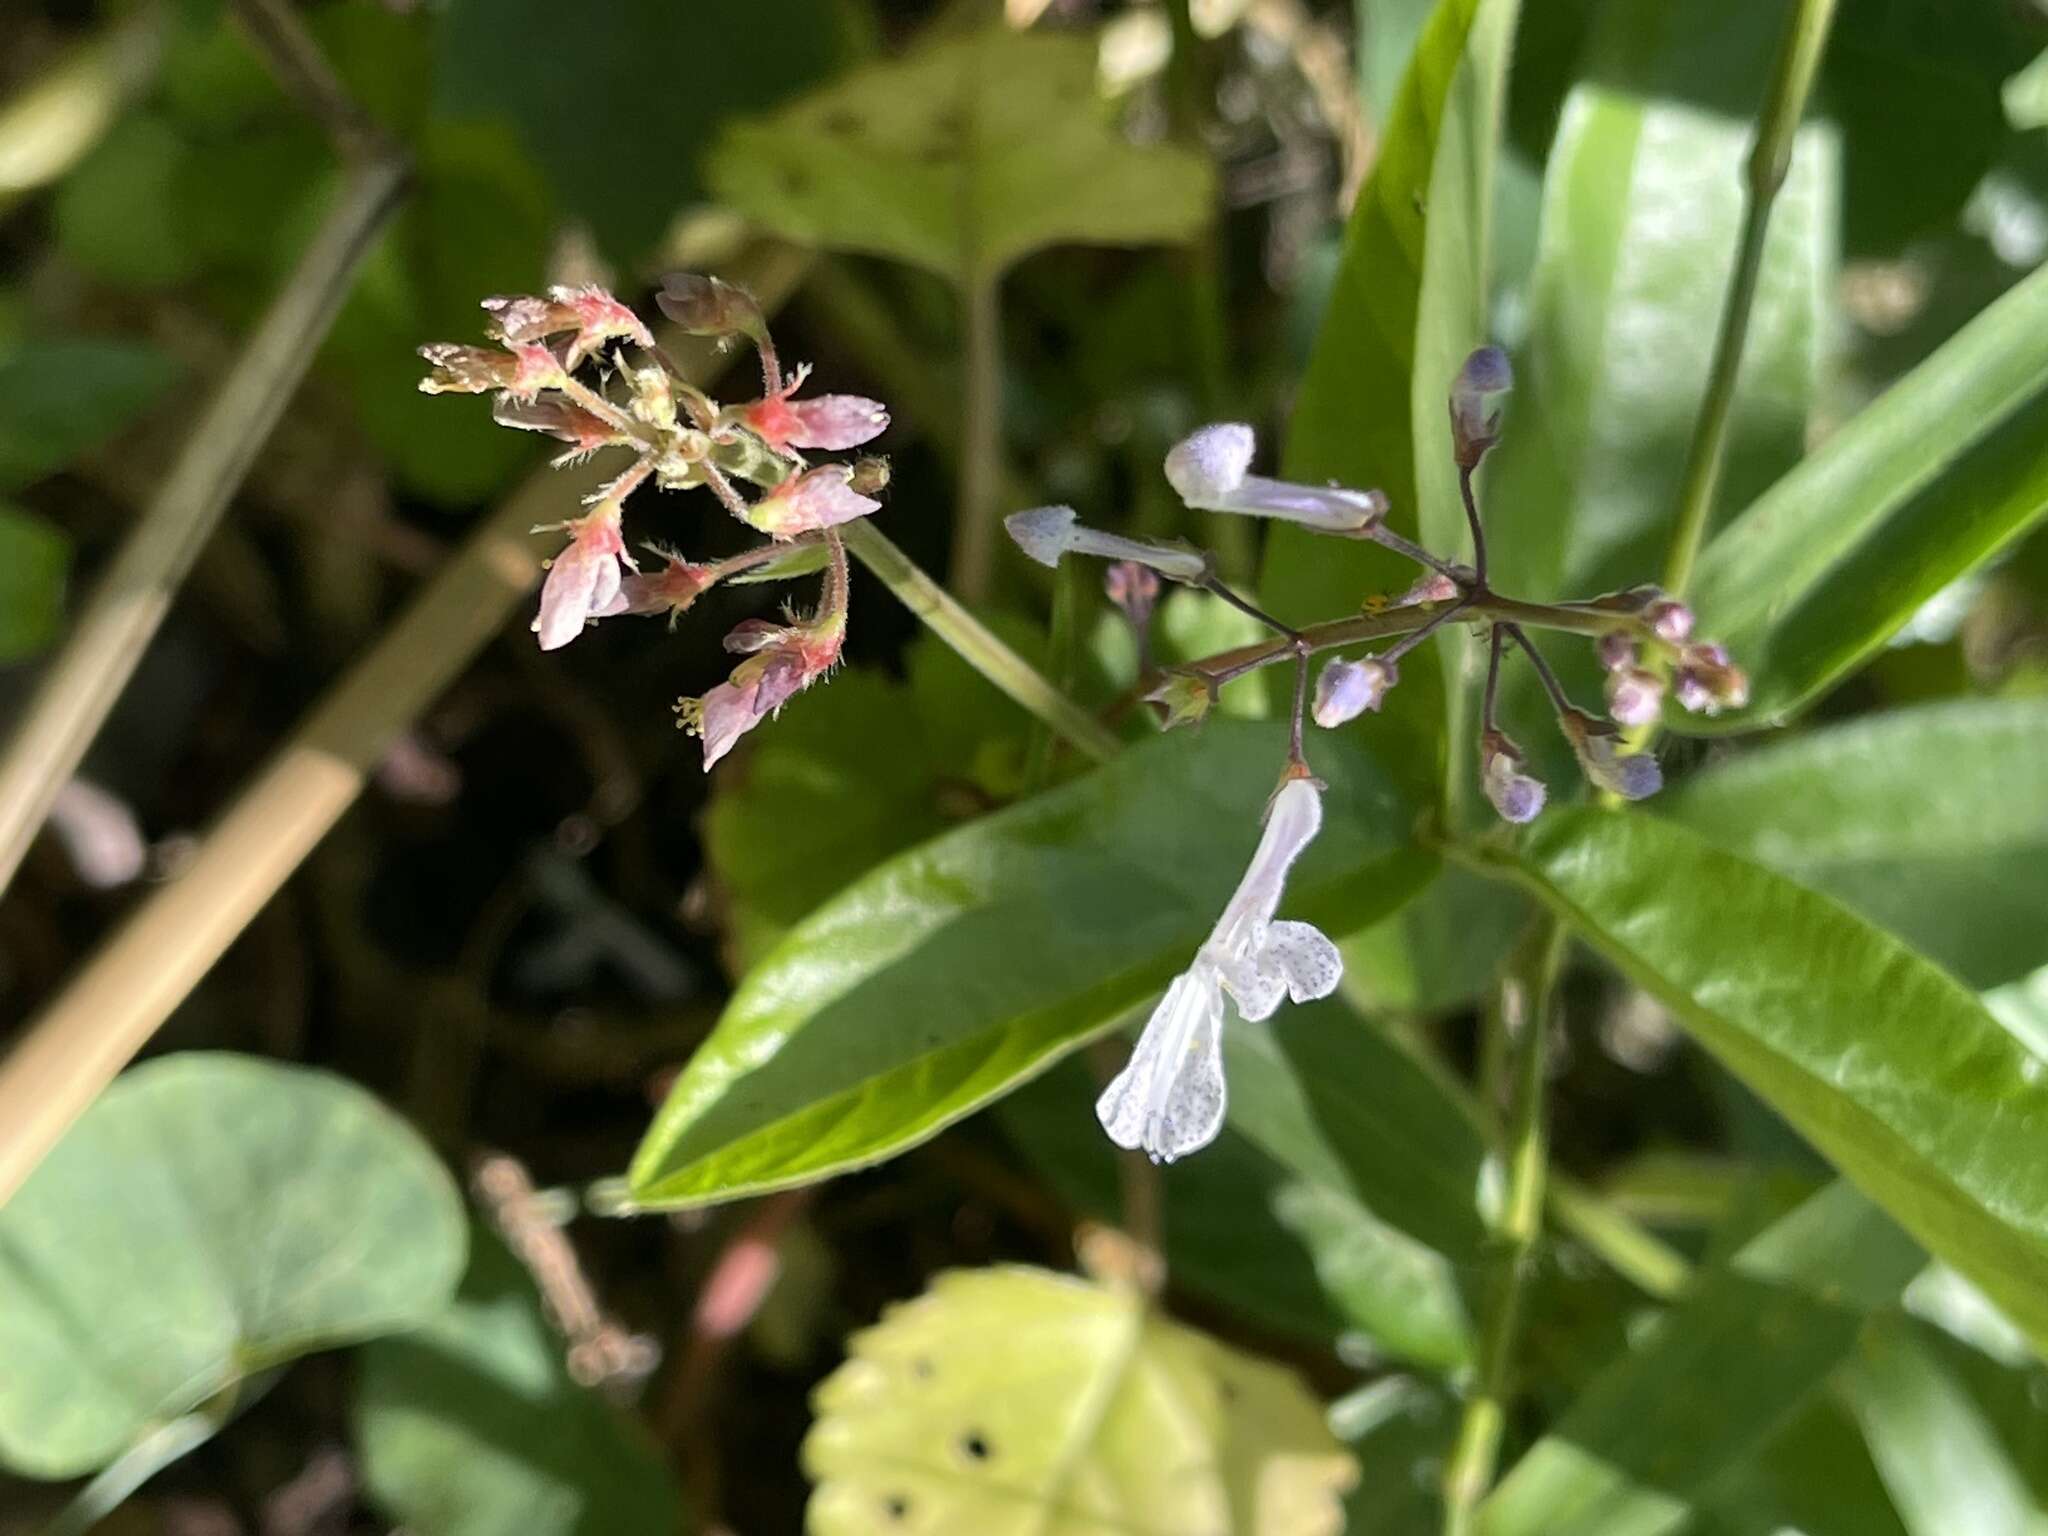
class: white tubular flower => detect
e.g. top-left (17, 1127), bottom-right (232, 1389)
top-left (1096, 777), bottom-right (1342, 1163)
top-left (1164, 424), bottom-right (1388, 533)
top-left (1003, 506), bottom-right (1209, 583)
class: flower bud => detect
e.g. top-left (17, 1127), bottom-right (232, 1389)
top-left (1164, 423), bottom-right (1256, 502)
top-left (1595, 629), bottom-right (1636, 673)
top-left (1104, 561), bottom-right (1161, 630)
top-left (742, 464), bottom-right (882, 539)
top-left (1002, 506), bottom-right (1209, 582)
top-left (1399, 571), bottom-right (1462, 605)
top-left (482, 286), bottom-right (654, 369)
top-left (657, 272), bottom-right (767, 342)
top-left (492, 396), bottom-right (626, 464)
top-left (1312, 657), bottom-right (1396, 727)
top-left (1164, 423), bottom-right (1387, 532)
top-left (1673, 642), bottom-right (1749, 715)
top-left (1480, 733), bottom-right (1546, 825)
top-left (417, 342), bottom-right (563, 400)
top-left (1605, 666), bottom-right (1665, 728)
top-left (1643, 597), bottom-right (1694, 645)
top-left (1451, 345), bottom-right (1513, 469)
top-left (1560, 711), bottom-right (1662, 800)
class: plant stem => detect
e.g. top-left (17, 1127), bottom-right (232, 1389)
top-left (951, 272), bottom-right (1004, 600)
top-left (0, 247), bottom-right (811, 1208)
top-left (1659, 0), bottom-right (1837, 598)
top-left (1442, 918), bottom-right (1567, 1535)
top-left (842, 521), bottom-right (1120, 762)
top-left (0, 156), bottom-right (406, 901)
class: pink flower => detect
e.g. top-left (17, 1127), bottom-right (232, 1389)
top-left (597, 549), bottom-right (717, 623)
top-left (741, 465), bottom-right (882, 540)
top-left (737, 366), bottom-right (889, 453)
top-left (679, 613), bottom-right (846, 769)
top-left (418, 342), bottom-right (563, 400)
top-left (493, 397), bottom-right (628, 464)
top-left (482, 286), bottom-right (654, 370)
top-left (533, 504), bottom-right (633, 651)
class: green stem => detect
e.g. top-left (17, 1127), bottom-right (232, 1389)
top-left (951, 272), bottom-right (1004, 600)
top-left (1660, 0), bottom-right (1838, 597)
top-left (842, 521), bottom-right (1120, 762)
top-left (1442, 918), bottom-right (1567, 1535)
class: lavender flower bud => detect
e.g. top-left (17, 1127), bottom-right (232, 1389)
top-left (1595, 629), bottom-right (1636, 673)
top-left (1644, 597), bottom-right (1695, 645)
top-left (1605, 667), bottom-right (1665, 728)
top-left (1312, 657), bottom-right (1397, 727)
top-left (1561, 712), bottom-right (1662, 800)
top-left (1480, 734), bottom-right (1547, 825)
top-left (1673, 641), bottom-right (1748, 715)
top-left (1451, 345), bottom-right (1513, 469)
top-left (656, 272), bottom-right (767, 341)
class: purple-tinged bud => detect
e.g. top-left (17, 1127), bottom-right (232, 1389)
top-left (417, 341), bottom-right (564, 400)
top-left (1480, 733), bottom-right (1546, 825)
top-left (657, 272), bottom-right (768, 341)
top-left (1560, 711), bottom-right (1662, 800)
top-left (1451, 345), bottom-right (1513, 469)
top-left (1673, 642), bottom-right (1748, 715)
top-left (1399, 571), bottom-right (1462, 605)
top-left (1312, 656), bottom-right (1396, 727)
top-left (1644, 597), bottom-right (1694, 645)
top-left (1104, 561), bottom-right (1161, 629)
top-left (1605, 667), bottom-right (1665, 728)
top-left (1595, 629), bottom-right (1636, 673)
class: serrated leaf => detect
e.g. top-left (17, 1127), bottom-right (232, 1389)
top-left (803, 1265), bottom-right (1356, 1535)
top-left (0, 503), bottom-right (70, 661)
top-left (355, 1228), bottom-right (683, 1536)
top-left (1664, 699), bottom-right (2048, 987)
top-left (707, 28), bottom-right (1213, 288)
top-left (1478, 1183), bottom-right (1924, 1536)
top-left (0, 1053), bottom-right (466, 1480)
top-left (0, 337), bottom-right (178, 492)
top-left (626, 722), bottom-right (1431, 1209)
top-left (1470, 809), bottom-right (2048, 1359)
top-left (1685, 263), bottom-right (2048, 730)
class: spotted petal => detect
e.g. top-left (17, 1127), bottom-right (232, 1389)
top-left (1095, 969), bottom-right (1228, 1165)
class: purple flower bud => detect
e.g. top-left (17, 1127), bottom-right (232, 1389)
top-left (1451, 345), bottom-right (1513, 468)
top-left (656, 272), bottom-right (767, 341)
top-left (1312, 656), bottom-right (1396, 727)
top-left (1605, 667), bottom-right (1665, 728)
top-left (1644, 598), bottom-right (1694, 645)
top-left (1561, 713), bottom-right (1662, 800)
top-left (1481, 735), bottom-right (1547, 825)
top-left (1104, 561), bottom-right (1161, 629)
top-left (1595, 629), bottom-right (1636, 673)
top-left (1672, 642), bottom-right (1749, 715)
top-left (1399, 571), bottom-right (1462, 605)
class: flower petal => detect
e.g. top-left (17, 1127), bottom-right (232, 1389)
top-left (1095, 970), bottom-right (1228, 1164)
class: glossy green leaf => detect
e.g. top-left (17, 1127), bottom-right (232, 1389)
top-left (0, 1053), bottom-right (465, 1480)
top-left (1486, 0), bottom-right (1835, 600)
top-left (707, 28), bottom-right (1213, 289)
top-left (1478, 1182), bottom-right (1923, 1536)
top-left (1838, 1317), bottom-right (2047, 1536)
top-left (1985, 963), bottom-right (2048, 1063)
top-left (803, 1265), bottom-right (1356, 1535)
top-left (626, 722), bottom-right (1431, 1209)
top-left (0, 503), bottom-right (69, 661)
top-left (1664, 699), bottom-right (2048, 986)
top-left (1472, 809), bottom-right (2048, 1357)
top-left (0, 337), bottom-right (178, 492)
top-left (1686, 263), bottom-right (2048, 730)
top-left (355, 1228), bottom-right (683, 1536)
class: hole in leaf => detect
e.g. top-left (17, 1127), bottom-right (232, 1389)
top-left (884, 1493), bottom-right (911, 1521)
top-left (962, 1430), bottom-right (992, 1462)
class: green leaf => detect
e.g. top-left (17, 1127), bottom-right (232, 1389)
top-left (1663, 699), bottom-right (2048, 987)
top-left (1839, 1317), bottom-right (2048, 1536)
top-left (1486, 0), bottom-right (1835, 600)
top-left (1985, 964), bottom-right (2048, 1063)
top-left (1478, 1182), bottom-right (1924, 1536)
top-left (0, 503), bottom-right (69, 661)
top-left (1686, 263), bottom-right (2048, 730)
top-left (355, 1227), bottom-right (683, 1536)
top-left (434, 0), bottom-right (852, 261)
top-left (0, 1052), bottom-right (465, 1480)
top-left (626, 721), bottom-right (1431, 1209)
top-left (0, 337), bottom-right (178, 492)
top-left (1470, 809), bottom-right (2048, 1358)
top-left (53, 114), bottom-right (203, 289)
top-left (802, 1265), bottom-right (1357, 1535)
top-left (706, 28), bottom-right (1214, 288)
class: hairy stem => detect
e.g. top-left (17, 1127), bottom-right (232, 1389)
top-left (1442, 919), bottom-right (1568, 1533)
top-left (842, 521), bottom-right (1120, 762)
top-left (1660, 0), bottom-right (1838, 597)
top-left (951, 273), bottom-right (1004, 600)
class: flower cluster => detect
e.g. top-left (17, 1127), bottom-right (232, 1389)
top-left (1011, 344), bottom-right (1748, 1161)
top-left (419, 278), bottom-right (890, 768)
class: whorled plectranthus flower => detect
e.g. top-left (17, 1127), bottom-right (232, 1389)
top-left (1560, 711), bottom-right (1662, 800)
top-left (1480, 732), bottom-right (1546, 825)
top-left (1097, 775), bottom-right (1342, 1163)
top-left (1312, 656), bottom-right (1396, 727)
top-left (482, 285), bottom-right (654, 370)
top-left (1164, 424), bottom-right (1389, 532)
top-left (1003, 505), bottom-right (1209, 583)
top-left (735, 364), bottom-right (891, 454)
top-left (677, 607), bottom-right (847, 770)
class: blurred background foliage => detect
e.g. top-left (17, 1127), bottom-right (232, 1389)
top-left (4, 0), bottom-right (2048, 1533)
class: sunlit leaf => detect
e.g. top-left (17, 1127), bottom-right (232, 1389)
top-left (0, 1053), bottom-right (465, 1480)
top-left (707, 28), bottom-right (1213, 289)
top-left (626, 722), bottom-right (1431, 1209)
top-left (803, 1266), bottom-right (1356, 1535)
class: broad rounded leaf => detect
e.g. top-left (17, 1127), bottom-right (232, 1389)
top-left (803, 1266), bottom-right (1356, 1535)
top-left (1471, 810), bottom-right (2048, 1358)
top-left (355, 1228), bottom-right (683, 1536)
top-left (707, 28), bottom-right (1214, 287)
top-left (1664, 699), bottom-right (2048, 986)
top-left (0, 1052), bottom-right (465, 1479)
top-left (626, 722), bottom-right (1430, 1209)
